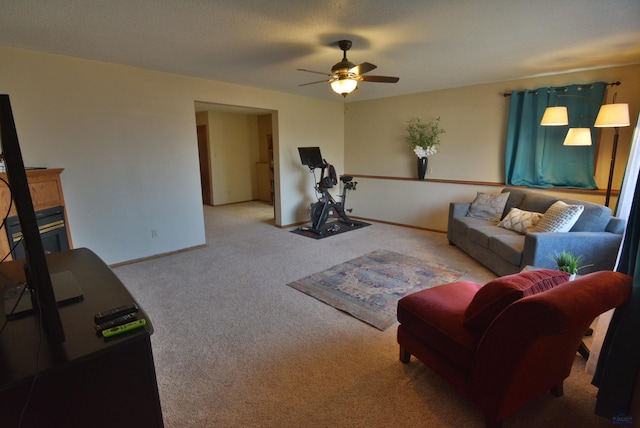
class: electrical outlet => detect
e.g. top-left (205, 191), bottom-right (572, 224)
top-left (151, 229), bottom-right (158, 238)
top-left (428, 166), bottom-right (433, 175)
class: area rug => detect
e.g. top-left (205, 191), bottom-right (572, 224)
top-left (287, 249), bottom-right (466, 330)
top-left (290, 220), bottom-right (370, 240)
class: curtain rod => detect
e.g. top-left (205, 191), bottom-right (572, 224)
top-left (503, 81), bottom-right (621, 97)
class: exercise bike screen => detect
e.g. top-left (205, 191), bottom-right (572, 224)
top-left (298, 147), bottom-right (324, 169)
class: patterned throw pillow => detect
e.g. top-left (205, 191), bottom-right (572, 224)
top-left (498, 208), bottom-right (543, 234)
top-left (467, 192), bottom-right (510, 221)
top-left (533, 201), bottom-right (584, 233)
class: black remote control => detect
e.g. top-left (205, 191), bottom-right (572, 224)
top-left (95, 312), bottom-right (139, 334)
top-left (94, 304), bottom-right (138, 324)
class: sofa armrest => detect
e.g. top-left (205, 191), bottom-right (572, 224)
top-left (448, 202), bottom-right (472, 244)
top-left (606, 217), bottom-right (626, 235)
top-left (450, 202), bottom-right (471, 218)
top-left (522, 232), bottom-right (623, 273)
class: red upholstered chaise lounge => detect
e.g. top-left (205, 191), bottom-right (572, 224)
top-left (396, 269), bottom-right (632, 428)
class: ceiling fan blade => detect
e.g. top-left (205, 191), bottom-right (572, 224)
top-left (297, 68), bottom-right (331, 77)
top-left (360, 75), bottom-right (399, 83)
top-left (350, 62), bottom-right (377, 75)
top-left (298, 79), bottom-right (329, 87)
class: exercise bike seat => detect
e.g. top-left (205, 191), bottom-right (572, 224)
top-left (340, 175), bottom-right (353, 183)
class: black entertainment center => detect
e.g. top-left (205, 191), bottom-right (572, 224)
top-left (0, 249), bottom-right (164, 427)
top-left (0, 94), bottom-right (164, 426)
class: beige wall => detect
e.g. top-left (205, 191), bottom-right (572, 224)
top-left (0, 46), bottom-right (343, 264)
top-left (196, 110), bottom-right (274, 205)
top-left (1, 44), bottom-right (636, 262)
top-left (206, 111), bottom-right (259, 205)
top-left (345, 64), bottom-right (640, 231)
top-left (188, 87), bottom-right (344, 227)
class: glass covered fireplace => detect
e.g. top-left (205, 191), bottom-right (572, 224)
top-left (5, 205), bottom-right (70, 260)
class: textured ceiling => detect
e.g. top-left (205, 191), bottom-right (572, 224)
top-left (1, 0), bottom-right (639, 102)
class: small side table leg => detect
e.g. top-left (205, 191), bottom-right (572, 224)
top-left (578, 341), bottom-right (590, 360)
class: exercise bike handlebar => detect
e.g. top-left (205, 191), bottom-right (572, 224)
top-left (343, 180), bottom-right (357, 191)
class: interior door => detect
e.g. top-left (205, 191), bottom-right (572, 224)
top-left (196, 125), bottom-right (213, 205)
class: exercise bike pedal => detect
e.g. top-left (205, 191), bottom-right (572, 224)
top-left (346, 209), bottom-right (353, 213)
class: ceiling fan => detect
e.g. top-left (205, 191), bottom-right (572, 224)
top-left (298, 40), bottom-right (399, 97)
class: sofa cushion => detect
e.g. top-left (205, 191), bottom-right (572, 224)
top-left (534, 201), bottom-right (584, 232)
top-left (463, 269), bottom-right (570, 336)
top-left (488, 234), bottom-right (525, 266)
top-left (519, 192), bottom-right (558, 214)
top-left (501, 188), bottom-right (528, 218)
top-left (498, 208), bottom-right (543, 234)
top-left (398, 280), bottom-right (481, 371)
top-left (467, 192), bottom-right (510, 221)
top-left (467, 224), bottom-right (515, 248)
top-left (451, 215), bottom-right (495, 232)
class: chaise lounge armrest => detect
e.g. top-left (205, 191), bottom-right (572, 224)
top-left (522, 231), bottom-right (622, 273)
top-left (469, 271), bottom-right (632, 427)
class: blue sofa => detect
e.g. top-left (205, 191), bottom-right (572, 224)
top-left (447, 187), bottom-right (626, 276)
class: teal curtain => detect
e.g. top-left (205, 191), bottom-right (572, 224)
top-left (593, 168), bottom-right (640, 418)
top-left (505, 82), bottom-right (607, 189)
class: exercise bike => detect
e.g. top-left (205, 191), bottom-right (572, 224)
top-left (298, 147), bottom-right (361, 236)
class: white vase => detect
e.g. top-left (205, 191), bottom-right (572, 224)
top-left (569, 273), bottom-right (577, 281)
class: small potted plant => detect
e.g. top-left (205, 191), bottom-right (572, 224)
top-left (551, 251), bottom-right (591, 280)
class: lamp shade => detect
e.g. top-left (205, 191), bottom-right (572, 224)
top-left (563, 128), bottom-right (592, 146)
top-left (331, 78), bottom-right (358, 96)
top-left (540, 106), bottom-right (569, 126)
top-left (594, 103), bottom-right (630, 127)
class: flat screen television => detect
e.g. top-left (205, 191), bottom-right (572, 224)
top-left (0, 94), bottom-right (65, 343)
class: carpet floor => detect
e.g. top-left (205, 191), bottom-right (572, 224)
top-left (113, 201), bottom-right (610, 428)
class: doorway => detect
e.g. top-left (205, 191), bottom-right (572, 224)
top-left (193, 102), bottom-right (276, 220)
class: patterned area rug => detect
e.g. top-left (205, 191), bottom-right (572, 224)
top-left (287, 249), bottom-right (466, 330)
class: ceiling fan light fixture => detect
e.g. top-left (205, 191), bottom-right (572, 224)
top-left (298, 40), bottom-right (398, 96)
top-left (331, 77), bottom-right (358, 96)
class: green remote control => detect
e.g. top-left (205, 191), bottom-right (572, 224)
top-left (102, 319), bottom-right (146, 338)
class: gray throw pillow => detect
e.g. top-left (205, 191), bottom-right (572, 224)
top-left (467, 192), bottom-right (510, 222)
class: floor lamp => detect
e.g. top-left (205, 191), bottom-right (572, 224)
top-left (594, 98), bottom-right (630, 207)
top-left (541, 93), bottom-right (630, 207)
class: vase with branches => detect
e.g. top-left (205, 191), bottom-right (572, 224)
top-left (406, 117), bottom-right (445, 158)
top-left (406, 117), bottom-right (445, 180)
